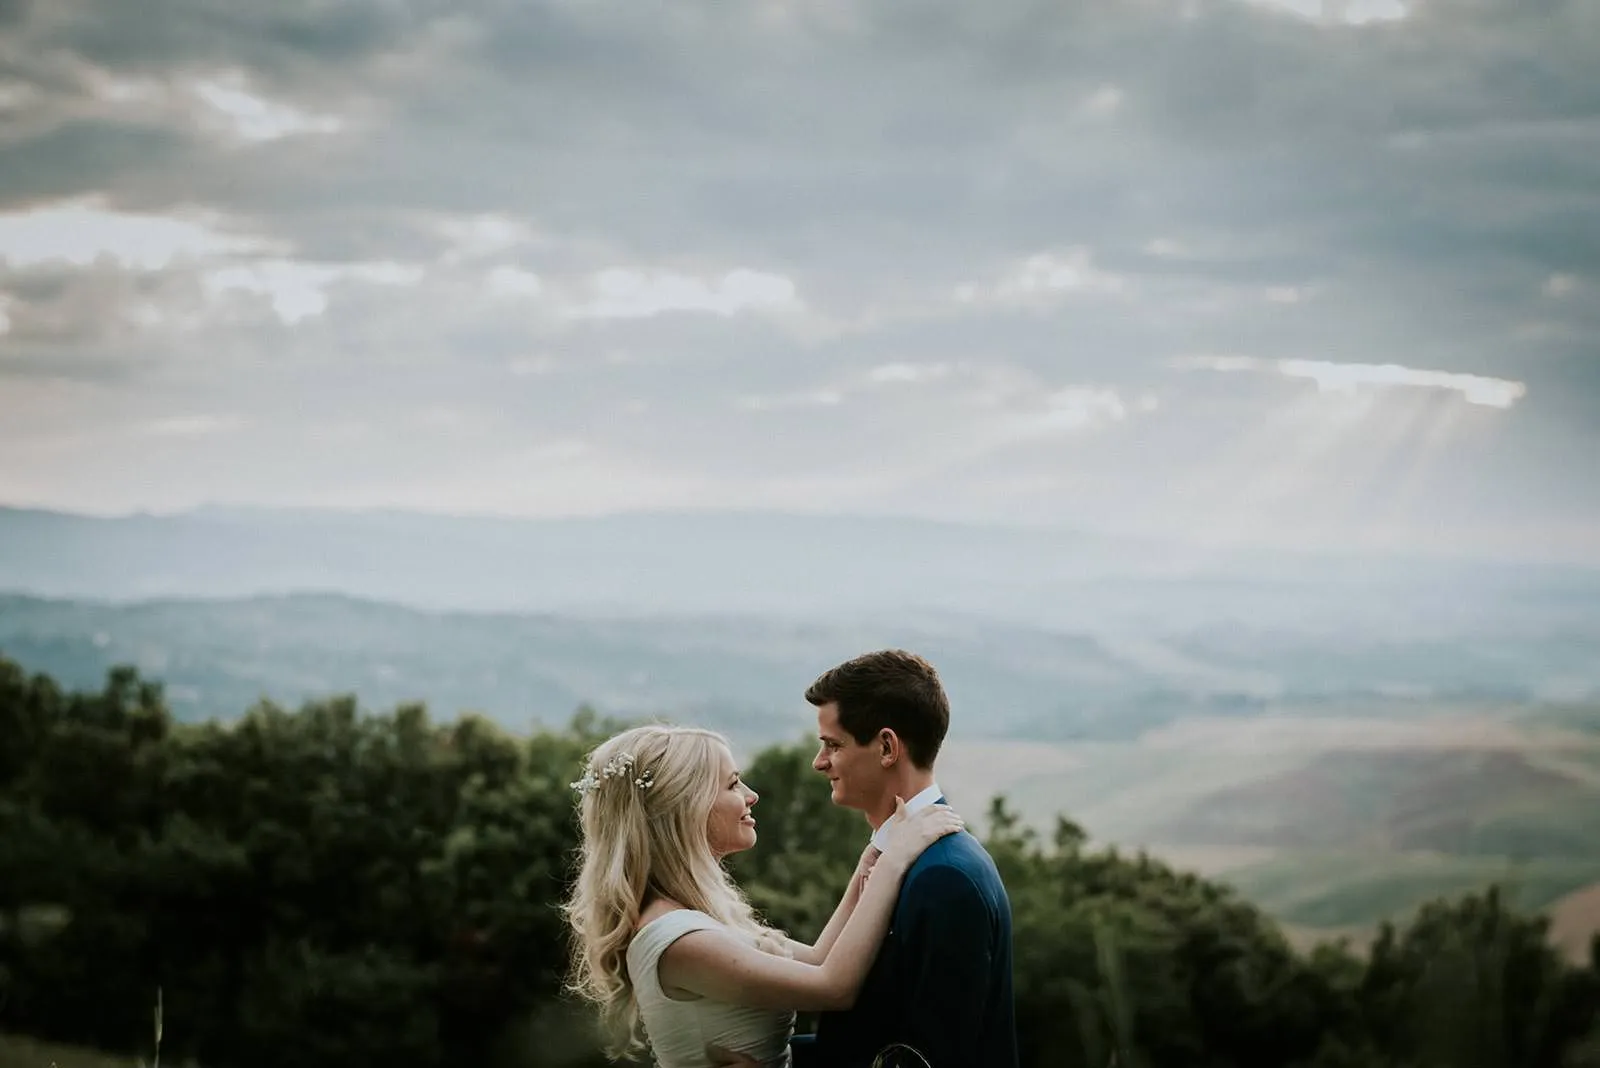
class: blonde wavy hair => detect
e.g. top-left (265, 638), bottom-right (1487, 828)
top-left (561, 724), bottom-right (789, 1057)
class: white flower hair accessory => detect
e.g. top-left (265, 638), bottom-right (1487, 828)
top-left (570, 751), bottom-right (656, 796)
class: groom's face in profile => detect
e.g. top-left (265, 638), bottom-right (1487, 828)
top-left (813, 701), bottom-right (883, 813)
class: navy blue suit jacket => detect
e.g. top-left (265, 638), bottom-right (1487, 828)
top-left (799, 824), bottom-right (1019, 1068)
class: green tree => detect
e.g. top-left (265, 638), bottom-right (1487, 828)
top-left (4, 653), bottom-right (1600, 1068)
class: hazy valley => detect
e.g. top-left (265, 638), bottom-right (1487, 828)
top-left (3, 505), bottom-right (1599, 958)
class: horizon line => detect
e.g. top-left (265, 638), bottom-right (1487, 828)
top-left (2, 499), bottom-right (1597, 573)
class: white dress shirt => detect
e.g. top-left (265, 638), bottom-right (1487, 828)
top-left (869, 781), bottom-right (945, 854)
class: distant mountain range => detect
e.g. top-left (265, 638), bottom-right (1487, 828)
top-left (3, 505), bottom-right (1597, 636)
top-left (0, 587), bottom-right (1594, 742)
top-left (2, 506), bottom-right (1596, 736)
top-left (0, 591), bottom-right (1228, 739)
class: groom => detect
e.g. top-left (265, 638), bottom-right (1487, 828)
top-left (793, 649), bottom-right (1019, 1068)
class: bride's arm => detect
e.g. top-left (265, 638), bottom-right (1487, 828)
top-left (660, 802), bottom-right (961, 1012)
top-left (785, 844), bottom-right (876, 965)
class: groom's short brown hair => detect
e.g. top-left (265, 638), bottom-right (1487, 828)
top-left (804, 649), bottom-right (950, 770)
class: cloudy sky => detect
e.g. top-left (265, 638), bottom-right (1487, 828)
top-left (1, 0), bottom-right (1596, 563)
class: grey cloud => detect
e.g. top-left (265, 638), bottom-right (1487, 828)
top-left (0, 122), bottom-right (195, 211)
top-left (11, 0), bottom-right (1589, 300)
top-left (35, 0), bottom-right (426, 74)
top-left (1, 264), bottom-right (171, 344)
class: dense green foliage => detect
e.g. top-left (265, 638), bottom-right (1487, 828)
top-left (1, 655), bottom-right (1597, 1068)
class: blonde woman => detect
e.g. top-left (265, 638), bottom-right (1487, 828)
top-left (562, 724), bottom-right (963, 1068)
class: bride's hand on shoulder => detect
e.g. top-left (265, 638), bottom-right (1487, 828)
top-left (852, 837), bottom-right (887, 895)
top-left (877, 796), bottom-right (964, 871)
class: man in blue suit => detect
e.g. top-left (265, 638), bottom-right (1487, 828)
top-left (793, 650), bottom-right (1019, 1068)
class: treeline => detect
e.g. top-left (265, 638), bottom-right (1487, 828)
top-left (1, 656), bottom-right (1598, 1068)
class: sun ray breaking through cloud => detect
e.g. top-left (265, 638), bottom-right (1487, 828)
top-left (1173, 355), bottom-right (1527, 410)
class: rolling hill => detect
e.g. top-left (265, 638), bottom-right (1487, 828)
top-left (1147, 749), bottom-right (1600, 857)
top-left (4, 503), bottom-right (1599, 955)
top-left (0, 592), bottom-right (1150, 742)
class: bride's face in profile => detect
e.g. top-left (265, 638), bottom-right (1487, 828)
top-left (705, 744), bottom-right (759, 859)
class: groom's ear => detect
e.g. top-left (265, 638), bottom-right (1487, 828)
top-left (878, 728), bottom-right (901, 767)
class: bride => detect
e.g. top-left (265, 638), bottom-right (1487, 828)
top-left (562, 724), bottom-right (962, 1068)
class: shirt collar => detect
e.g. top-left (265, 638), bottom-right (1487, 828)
top-left (869, 781), bottom-right (944, 853)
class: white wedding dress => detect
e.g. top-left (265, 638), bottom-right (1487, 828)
top-left (627, 909), bottom-right (796, 1068)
